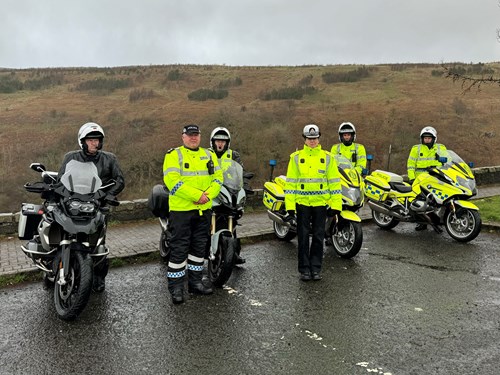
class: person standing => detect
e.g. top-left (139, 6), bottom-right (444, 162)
top-left (284, 124), bottom-right (342, 281)
top-left (59, 122), bottom-right (125, 292)
top-left (331, 122), bottom-right (367, 176)
top-left (407, 125), bottom-right (448, 231)
top-left (209, 126), bottom-right (250, 264)
top-left (163, 124), bottom-right (223, 304)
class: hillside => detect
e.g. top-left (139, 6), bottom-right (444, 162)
top-left (1, 63), bottom-right (499, 213)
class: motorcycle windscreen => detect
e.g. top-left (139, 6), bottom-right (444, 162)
top-left (60, 160), bottom-right (102, 194)
top-left (222, 160), bottom-right (244, 191)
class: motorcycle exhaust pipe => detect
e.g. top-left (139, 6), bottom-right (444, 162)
top-left (367, 200), bottom-right (405, 220)
top-left (267, 210), bottom-right (288, 226)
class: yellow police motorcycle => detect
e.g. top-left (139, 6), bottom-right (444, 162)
top-left (263, 155), bottom-right (364, 259)
top-left (364, 150), bottom-right (481, 242)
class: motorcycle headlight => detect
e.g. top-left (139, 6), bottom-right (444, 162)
top-left (67, 200), bottom-right (96, 216)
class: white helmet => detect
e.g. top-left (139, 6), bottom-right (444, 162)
top-left (78, 122), bottom-right (105, 151)
top-left (420, 126), bottom-right (437, 147)
top-left (338, 122), bottom-right (356, 143)
top-left (210, 127), bottom-right (231, 152)
top-left (303, 124), bottom-right (320, 139)
top-left (420, 126), bottom-right (437, 141)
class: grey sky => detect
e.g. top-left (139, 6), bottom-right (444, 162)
top-left (2, 0), bottom-right (499, 69)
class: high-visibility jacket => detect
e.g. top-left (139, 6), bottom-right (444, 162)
top-left (163, 146), bottom-right (223, 212)
top-left (213, 149), bottom-right (243, 172)
top-left (284, 144), bottom-right (342, 211)
top-left (407, 143), bottom-right (448, 180)
top-left (331, 143), bottom-right (367, 175)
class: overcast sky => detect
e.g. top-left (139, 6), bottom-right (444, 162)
top-left (2, 0), bottom-right (499, 69)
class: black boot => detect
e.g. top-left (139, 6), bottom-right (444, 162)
top-left (415, 223), bottom-right (428, 231)
top-left (234, 253), bottom-right (246, 265)
top-left (188, 270), bottom-right (213, 295)
top-left (171, 288), bottom-right (185, 304)
top-left (93, 275), bottom-right (106, 292)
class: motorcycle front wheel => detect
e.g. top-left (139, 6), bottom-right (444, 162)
top-left (208, 236), bottom-right (235, 287)
top-left (329, 220), bottom-right (363, 259)
top-left (273, 221), bottom-right (297, 241)
top-left (159, 230), bottom-right (171, 263)
top-left (372, 210), bottom-right (400, 230)
top-left (445, 208), bottom-right (482, 243)
top-left (54, 251), bottom-right (93, 321)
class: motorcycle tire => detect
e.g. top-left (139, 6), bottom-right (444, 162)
top-left (208, 236), bottom-right (235, 287)
top-left (444, 208), bottom-right (482, 243)
top-left (329, 220), bottom-right (363, 259)
top-left (54, 251), bottom-right (93, 321)
top-left (371, 210), bottom-right (400, 230)
top-left (159, 230), bottom-right (171, 263)
top-left (273, 221), bottom-right (297, 241)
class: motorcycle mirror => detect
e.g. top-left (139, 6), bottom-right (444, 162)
top-left (100, 180), bottom-right (116, 190)
top-left (30, 163), bottom-right (46, 172)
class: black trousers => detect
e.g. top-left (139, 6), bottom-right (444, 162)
top-left (296, 204), bottom-right (327, 274)
top-left (167, 209), bottom-right (211, 291)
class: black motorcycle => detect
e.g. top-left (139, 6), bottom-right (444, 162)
top-left (148, 159), bottom-right (249, 287)
top-left (19, 160), bottom-right (118, 320)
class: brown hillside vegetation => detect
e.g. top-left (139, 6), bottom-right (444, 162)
top-left (0, 63), bottom-right (499, 213)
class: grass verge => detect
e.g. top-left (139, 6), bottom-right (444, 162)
top-left (473, 196), bottom-right (500, 222)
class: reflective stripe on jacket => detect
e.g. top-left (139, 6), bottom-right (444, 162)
top-left (331, 143), bottom-right (367, 175)
top-left (163, 146), bottom-right (223, 211)
top-left (407, 143), bottom-right (447, 180)
top-left (284, 145), bottom-right (342, 211)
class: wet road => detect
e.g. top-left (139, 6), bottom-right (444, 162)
top-left (1, 223), bottom-right (500, 375)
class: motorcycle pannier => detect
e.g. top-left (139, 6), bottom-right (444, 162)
top-left (18, 203), bottom-right (43, 240)
top-left (148, 184), bottom-right (170, 218)
top-left (263, 181), bottom-right (285, 210)
top-left (364, 173), bottom-right (391, 201)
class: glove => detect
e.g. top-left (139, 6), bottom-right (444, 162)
top-left (327, 208), bottom-right (340, 218)
top-left (283, 210), bottom-right (296, 223)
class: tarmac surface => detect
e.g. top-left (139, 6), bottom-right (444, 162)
top-left (1, 185), bottom-right (499, 277)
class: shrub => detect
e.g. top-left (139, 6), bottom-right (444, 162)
top-left (431, 70), bottom-right (444, 77)
top-left (321, 66), bottom-right (371, 83)
top-left (258, 86), bottom-right (316, 100)
top-left (166, 69), bottom-right (184, 81)
top-left (297, 74), bottom-right (313, 86)
top-left (75, 77), bottom-right (133, 93)
top-left (129, 88), bottom-right (156, 102)
top-left (217, 77), bottom-right (242, 88)
top-left (24, 74), bottom-right (64, 90)
top-left (0, 75), bottom-right (23, 93)
top-left (187, 88), bottom-right (228, 101)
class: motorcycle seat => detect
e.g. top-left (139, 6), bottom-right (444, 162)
top-left (390, 182), bottom-right (412, 193)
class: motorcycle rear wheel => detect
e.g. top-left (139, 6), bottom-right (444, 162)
top-left (54, 252), bottom-right (93, 321)
top-left (445, 208), bottom-right (482, 243)
top-left (273, 221), bottom-right (297, 241)
top-left (208, 236), bottom-right (235, 287)
top-left (372, 210), bottom-right (400, 230)
top-left (330, 221), bottom-right (363, 259)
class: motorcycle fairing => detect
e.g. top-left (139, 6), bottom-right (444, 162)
top-left (453, 200), bottom-right (479, 211)
top-left (340, 210), bottom-right (361, 222)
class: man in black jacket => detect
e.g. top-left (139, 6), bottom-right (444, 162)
top-left (59, 122), bottom-right (125, 291)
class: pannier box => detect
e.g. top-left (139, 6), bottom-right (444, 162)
top-left (364, 171), bottom-right (394, 201)
top-left (263, 181), bottom-right (285, 210)
top-left (148, 184), bottom-right (170, 218)
top-left (18, 203), bottom-right (43, 240)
